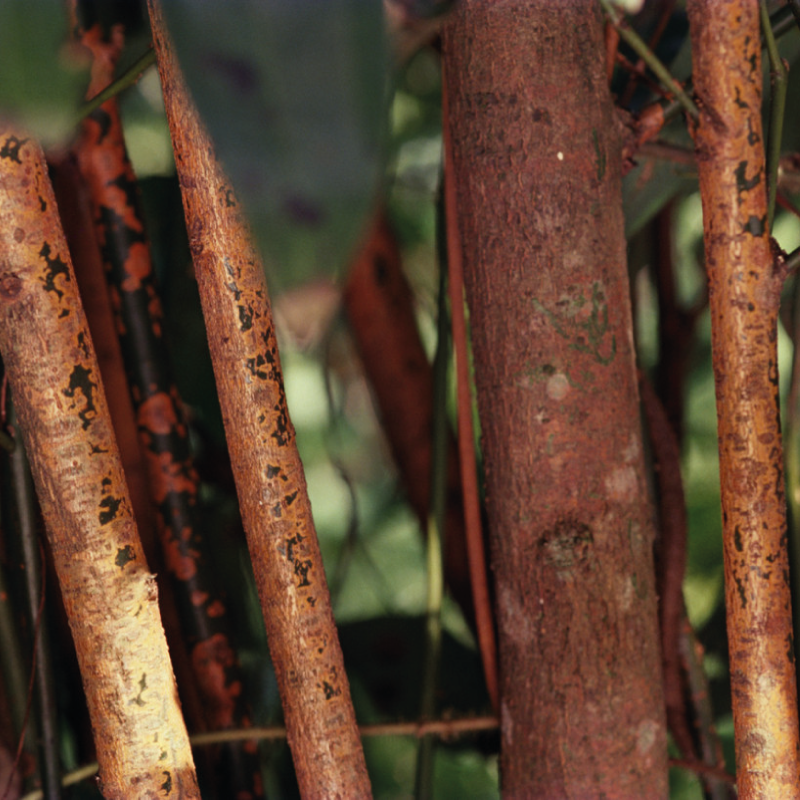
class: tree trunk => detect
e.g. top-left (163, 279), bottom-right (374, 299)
top-left (147, 2), bottom-right (372, 797)
top-left (688, 1), bottom-right (800, 795)
top-left (0, 130), bottom-right (199, 800)
top-left (69, 11), bottom-right (263, 796)
top-left (443, 2), bottom-right (668, 795)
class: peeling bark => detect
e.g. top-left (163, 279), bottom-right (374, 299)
top-left (70, 11), bottom-right (263, 796)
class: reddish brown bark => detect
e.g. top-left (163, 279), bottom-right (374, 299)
top-left (0, 130), bottom-right (199, 799)
top-left (70, 12), bottom-right (262, 796)
top-left (688, 1), bottom-right (800, 795)
top-left (147, 2), bottom-right (371, 797)
top-left (343, 213), bottom-right (472, 616)
top-left (639, 374), bottom-right (693, 760)
top-left (443, 2), bottom-right (668, 795)
top-left (442, 94), bottom-right (499, 713)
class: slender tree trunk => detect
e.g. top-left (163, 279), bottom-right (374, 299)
top-left (147, 3), bottom-right (372, 797)
top-left (443, 2), bottom-right (668, 795)
top-left (688, 2), bottom-right (800, 796)
top-left (0, 130), bottom-right (199, 799)
top-left (69, 12), bottom-right (263, 796)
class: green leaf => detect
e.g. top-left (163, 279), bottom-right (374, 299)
top-left (623, 151), bottom-right (696, 238)
top-left (0, 1), bottom-right (88, 149)
top-left (161, 0), bottom-right (391, 289)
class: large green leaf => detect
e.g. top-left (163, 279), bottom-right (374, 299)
top-left (0, 1), bottom-right (88, 149)
top-left (161, 1), bottom-right (390, 289)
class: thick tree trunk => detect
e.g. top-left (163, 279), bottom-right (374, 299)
top-left (443, 2), bottom-right (668, 795)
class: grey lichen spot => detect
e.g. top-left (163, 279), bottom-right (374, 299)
top-left (532, 283), bottom-right (616, 366)
top-left (743, 215), bottom-right (766, 237)
top-left (130, 673), bottom-right (147, 707)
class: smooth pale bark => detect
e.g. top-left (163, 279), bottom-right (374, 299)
top-left (0, 131), bottom-right (199, 800)
top-left (688, 1), bottom-right (800, 796)
top-left (443, 2), bottom-right (668, 795)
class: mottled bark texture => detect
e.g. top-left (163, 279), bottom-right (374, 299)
top-left (443, 2), bottom-right (668, 795)
top-left (147, 2), bottom-right (372, 797)
top-left (70, 12), bottom-right (263, 796)
top-left (688, 2), bottom-right (800, 796)
top-left (0, 131), bottom-right (199, 800)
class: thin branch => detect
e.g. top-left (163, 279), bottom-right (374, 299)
top-left (599, 0), bottom-right (699, 119)
top-left (760, 0), bottom-right (789, 228)
top-left (669, 759), bottom-right (736, 788)
top-left (414, 248), bottom-right (450, 800)
top-left (6, 402), bottom-right (60, 800)
top-left (680, 618), bottom-right (730, 800)
top-left (76, 47), bottom-right (156, 122)
top-left (788, 0), bottom-right (800, 29)
top-left (787, 245), bottom-right (800, 274)
top-left (442, 70), bottom-right (499, 713)
top-left (19, 716), bottom-right (501, 800)
top-left (638, 140), bottom-right (696, 166)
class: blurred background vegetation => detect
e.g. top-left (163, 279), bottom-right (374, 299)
top-left (3, 2), bottom-right (800, 798)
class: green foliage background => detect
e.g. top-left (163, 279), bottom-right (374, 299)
top-left (3, 3), bottom-right (800, 798)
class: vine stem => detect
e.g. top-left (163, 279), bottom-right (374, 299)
top-left (441, 69), bottom-right (499, 714)
top-left (760, 0), bottom-right (788, 229)
top-left (599, 0), bottom-right (699, 119)
top-left (76, 47), bottom-right (156, 123)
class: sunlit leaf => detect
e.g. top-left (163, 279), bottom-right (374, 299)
top-left (0, 1), bottom-right (88, 149)
top-left (162, 0), bottom-right (390, 289)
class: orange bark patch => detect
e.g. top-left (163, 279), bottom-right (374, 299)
top-left (191, 633), bottom-right (239, 728)
top-left (162, 526), bottom-right (199, 580)
top-left (138, 391), bottom-right (179, 436)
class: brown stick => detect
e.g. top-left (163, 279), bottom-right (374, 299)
top-left (146, 3), bottom-right (371, 797)
top-left (688, 1), bottom-right (800, 796)
top-left (68, 12), bottom-right (263, 796)
top-left (0, 130), bottom-right (199, 799)
top-left (342, 212), bottom-right (474, 619)
top-left (639, 373), bottom-right (693, 760)
top-left (442, 74), bottom-right (499, 713)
